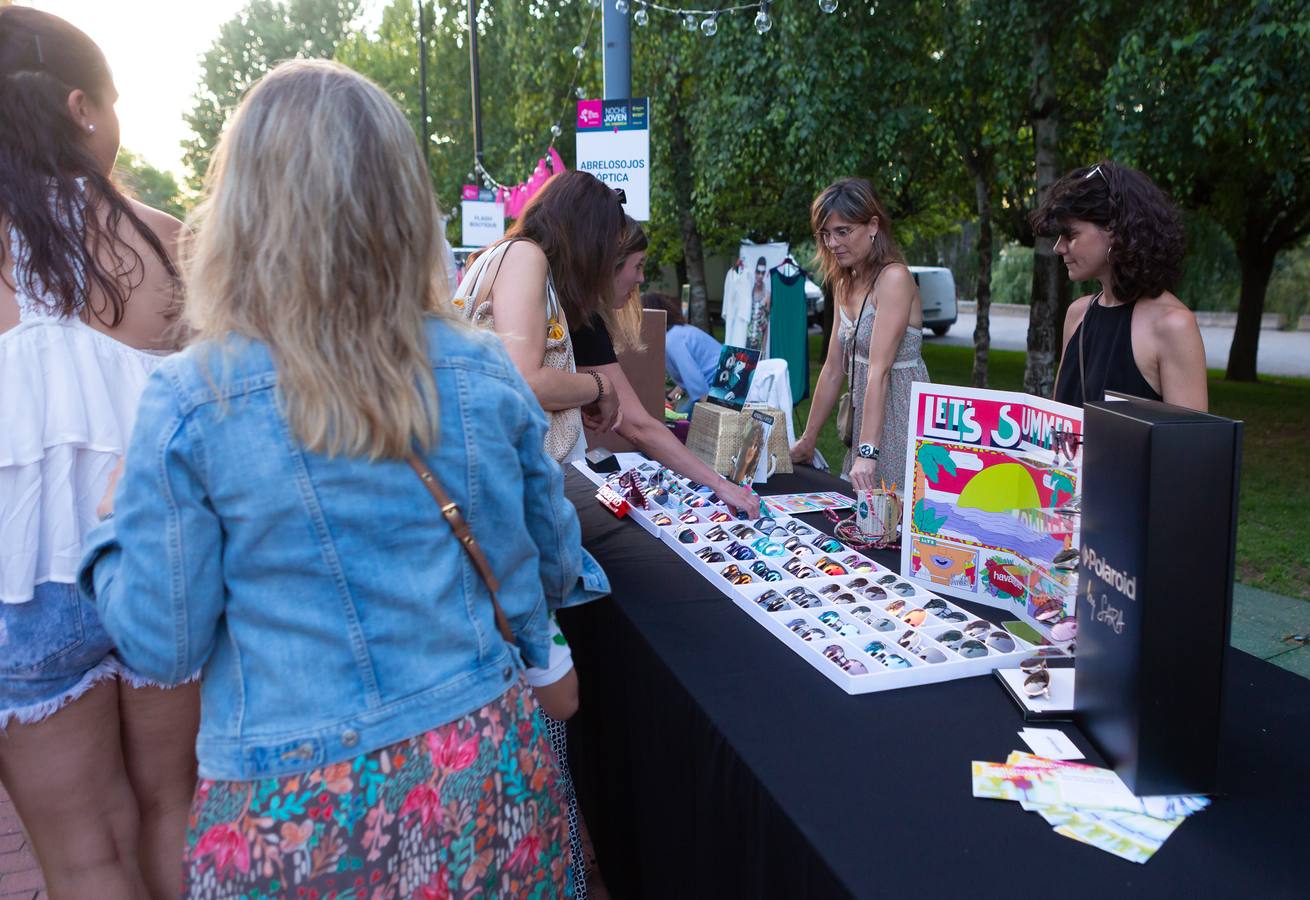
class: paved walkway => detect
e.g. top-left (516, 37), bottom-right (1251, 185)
top-left (0, 582), bottom-right (1303, 897)
top-left (0, 789), bottom-right (43, 900)
top-left (935, 311), bottom-right (1310, 378)
top-left (1231, 583), bottom-right (1310, 676)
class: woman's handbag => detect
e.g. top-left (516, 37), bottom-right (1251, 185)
top-left (836, 394), bottom-right (854, 447)
top-left (836, 288), bottom-right (872, 447)
top-left (452, 240), bottom-right (582, 462)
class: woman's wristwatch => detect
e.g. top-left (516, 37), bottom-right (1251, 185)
top-left (857, 443), bottom-right (880, 460)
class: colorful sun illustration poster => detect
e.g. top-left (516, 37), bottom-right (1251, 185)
top-left (900, 384), bottom-right (1083, 635)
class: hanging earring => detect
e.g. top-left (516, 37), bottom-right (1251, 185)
top-left (87, 123), bottom-right (96, 133)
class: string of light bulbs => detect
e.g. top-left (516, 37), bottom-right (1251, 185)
top-left (622, 0), bottom-right (839, 36)
top-left (471, 3), bottom-right (599, 191)
top-left (471, 0), bottom-right (842, 190)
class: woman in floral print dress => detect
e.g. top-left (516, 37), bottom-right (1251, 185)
top-left (184, 681), bottom-right (570, 898)
top-left (79, 60), bottom-right (609, 899)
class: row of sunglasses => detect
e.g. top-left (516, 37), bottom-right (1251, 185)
top-left (789, 617), bottom-right (1025, 673)
top-left (753, 584), bottom-right (960, 621)
top-left (661, 515), bottom-right (839, 550)
top-left (698, 546), bottom-right (879, 581)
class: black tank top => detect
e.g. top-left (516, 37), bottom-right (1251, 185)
top-left (1054, 294), bottom-right (1162, 408)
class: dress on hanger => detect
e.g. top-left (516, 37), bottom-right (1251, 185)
top-left (769, 266), bottom-right (809, 405)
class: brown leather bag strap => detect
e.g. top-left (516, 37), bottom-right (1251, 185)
top-left (406, 454), bottom-right (516, 647)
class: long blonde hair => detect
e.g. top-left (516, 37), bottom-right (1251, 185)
top-left (603, 215), bottom-right (647, 352)
top-left (183, 60), bottom-right (449, 459)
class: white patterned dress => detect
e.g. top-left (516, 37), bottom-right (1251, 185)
top-left (838, 301), bottom-right (930, 487)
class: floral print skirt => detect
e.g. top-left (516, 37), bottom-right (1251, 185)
top-left (181, 680), bottom-right (572, 899)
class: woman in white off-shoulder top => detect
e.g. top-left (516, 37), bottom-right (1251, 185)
top-left (0, 8), bottom-right (198, 898)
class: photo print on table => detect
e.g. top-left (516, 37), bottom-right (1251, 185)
top-left (706, 345), bottom-right (761, 411)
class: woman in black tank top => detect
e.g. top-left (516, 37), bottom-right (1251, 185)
top-left (1033, 161), bottom-right (1207, 410)
top-left (1054, 292), bottom-right (1161, 406)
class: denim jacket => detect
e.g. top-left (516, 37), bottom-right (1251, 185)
top-left (79, 317), bottom-right (609, 780)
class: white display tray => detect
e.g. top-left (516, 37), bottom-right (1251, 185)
top-left (574, 459), bottom-right (1039, 694)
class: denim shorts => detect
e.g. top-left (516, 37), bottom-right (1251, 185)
top-left (0, 580), bottom-right (119, 728)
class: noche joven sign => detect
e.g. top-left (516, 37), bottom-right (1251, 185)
top-left (576, 97), bottom-right (650, 221)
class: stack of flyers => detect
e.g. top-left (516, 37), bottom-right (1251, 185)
top-left (971, 752), bottom-right (1210, 863)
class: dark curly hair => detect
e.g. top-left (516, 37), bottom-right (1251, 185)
top-left (1031, 161), bottom-right (1184, 304)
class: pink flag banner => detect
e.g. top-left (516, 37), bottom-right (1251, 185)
top-left (495, 147), bottom-right (568, 219)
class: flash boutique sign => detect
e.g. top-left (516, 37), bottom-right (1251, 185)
top-left (576, 97), bottom-right (650, 220)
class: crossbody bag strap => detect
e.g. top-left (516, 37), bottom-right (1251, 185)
top-left (1078, 291), bottom-right (1101, 406)
top-left (846, 263), bottom-right (891, 382)
top-left (468, 237), bottom-right (524, 311)
top-left (406, 454), bottom-right (516, 647)
top-left (847, 287), bottom-right (873, 385)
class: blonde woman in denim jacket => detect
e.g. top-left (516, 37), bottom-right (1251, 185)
top-left (79, 61), bottom-right (608, 898)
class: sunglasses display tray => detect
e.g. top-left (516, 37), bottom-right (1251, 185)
top-left (662, 521), bottom-right (1039, 694)
top-left (576, 460), bottom-right (1039, 694)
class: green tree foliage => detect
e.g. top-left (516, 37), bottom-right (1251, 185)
top-left (180, 0), bottom-right (1308, 385)
top-left (113, 149), bottom-right (188, 219)
top-left (183, 0), bottom-right (363, 191)
top-left (1105, 1), bottom-right (1310, 380)
top-left (338, 1), bottom-right (598, 243)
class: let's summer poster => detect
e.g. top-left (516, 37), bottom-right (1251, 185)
top-left (900, 384), bottom-right (1084, 633)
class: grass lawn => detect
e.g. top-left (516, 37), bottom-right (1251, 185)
top-left (786, 333), bottom-right (1310, 601)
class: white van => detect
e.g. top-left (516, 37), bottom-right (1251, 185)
top-left (909, 266), bottom-right (958, 336)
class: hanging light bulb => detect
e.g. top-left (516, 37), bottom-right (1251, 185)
top-left (575, 86), bottom-right (586, 99)
top-left (466, 171), bottom-right (476, 183)
top-left (572, 44), bottom-right (586, 60)
top-left (701, 15), bottom-right (718, 36)
top-left (819, 0), bottom-right (838, 11)
top-left (615, 0), bottom-right (629, 12)
top-left (754, 2), bottom-right (772, 33)
top-left (550, 123), bottom-right (562, 137)
top-left (634, 5), bottom-right (649, 26)
top-left (683, 13), bottom-right (697, 31)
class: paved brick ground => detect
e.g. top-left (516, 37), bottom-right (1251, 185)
top-left (0, 784), bottom-right (45, 900)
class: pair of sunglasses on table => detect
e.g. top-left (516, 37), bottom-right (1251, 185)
top-left (927, 622), bottom-right (1017, 657)
top-left (720, 562), bottom-right (783, 584)
top-left (822, 643), bottom-right (869, 674)
top-left (1020, 656), bottom-right (1055, 699)
top-left (681, 524), bottom-right (754, 544)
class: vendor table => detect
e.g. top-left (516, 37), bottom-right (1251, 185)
top-left (558, 464), bottom-right (1307, 899)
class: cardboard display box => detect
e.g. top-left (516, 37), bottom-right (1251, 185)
top-left (1074, 393), bottom-right (1242, 796)
top-left (587, 309), bottom-right (667, 455)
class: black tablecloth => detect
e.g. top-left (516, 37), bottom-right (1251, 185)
top-left (558, 465), bottom-right (1306, 899)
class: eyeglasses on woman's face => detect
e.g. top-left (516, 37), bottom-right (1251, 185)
top-left (815, 225), bottom-right (858, 245)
